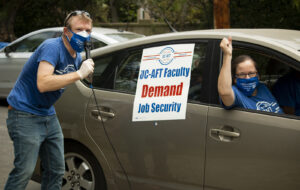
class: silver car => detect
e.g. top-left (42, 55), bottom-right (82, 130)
top-left (0, 27), bottom-right (144, 98)
top-left (32, 29), bottom-right (300, 190)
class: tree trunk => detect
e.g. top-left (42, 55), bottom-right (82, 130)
top-left (179, 2), bottom-right (188, 30)
top-left (213, 0), bottom-right (230, 29)
top-left (110, 0), bottom-right (119, 22)
top-left (0, 0), bottom-right (25, 41)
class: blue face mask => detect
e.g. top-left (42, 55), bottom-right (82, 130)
top-left (67, 30), bottom-right (91, 52)
top-left (236, 76), bottom-right (259, 96)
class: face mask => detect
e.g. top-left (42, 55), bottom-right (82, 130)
top-left (67, 30), bottom-right (90, 52)
top-left (236, 76), bottom-right (259, 96)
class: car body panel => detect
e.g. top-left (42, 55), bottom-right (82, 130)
top-left (0, 53), bottom-right (31, 97)
top-left (85, 89), bottom-right (207, 189)
top-left (54, 81), bottom-right (131, 190)
top-left (205, 107), bottom-right (300, 190)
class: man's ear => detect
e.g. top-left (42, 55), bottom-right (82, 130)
top-left (63, 27), bottom-right (72, 40)
top-left (63, 27), bottom-right (68, 35)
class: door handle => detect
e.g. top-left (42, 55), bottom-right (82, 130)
top-left (210, 129), bottom-right (240, 138)
top-left (210, 126), bottom-right (240, 142)
top-left (91, 109), bottom-right (115, 121)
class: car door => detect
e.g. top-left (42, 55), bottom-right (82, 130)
top-left (0, 31), bottom-right (59, 97)
top-left (84, 40), bottom-right (213, 190)
top-left (205, 41), bottom-right (300, 190)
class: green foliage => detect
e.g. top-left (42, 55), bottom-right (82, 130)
top-left (117, 1), bottom-right (138, 22)
top-left (10, 0), bottom-right (108, 38)
top-left (145, 0), bottom-right (213, 30)
top-left (102, 0), bottom-right (138, 22)
top-left (0, 0), bottom-right (299, 41)
top-left (230, 0), bottom-right (300, 30)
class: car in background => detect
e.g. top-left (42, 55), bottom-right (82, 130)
top-left (31, 29), bottom-right (300, 190)
top-left (0, 27), bottom-right (144, 98)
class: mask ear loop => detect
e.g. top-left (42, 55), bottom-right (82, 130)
top-left (66, 35), bottom-right (71, 42)
top-left (63, 28), bottom-right (72, 42)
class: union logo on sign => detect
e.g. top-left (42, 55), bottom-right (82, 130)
top-left (159, 47), bottom-right (175, 65)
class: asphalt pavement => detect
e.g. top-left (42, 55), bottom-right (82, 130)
top-left (0, 99), bottom-right (40, 190)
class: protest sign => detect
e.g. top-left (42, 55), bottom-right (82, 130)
top-left (132, 44), bottom-right (195, 121)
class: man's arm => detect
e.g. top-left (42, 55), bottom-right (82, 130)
top-left (218, 37), bottom-right (235, 106)
top-left (37, 59), bottom-right (94, 93)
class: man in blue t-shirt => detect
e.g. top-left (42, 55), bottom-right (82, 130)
top-left (5, 11), bottom-right (94, 190)
top-left (272, 69), bottom-right (300, 116)
top-left (218, 37), bottom-right (282, 113)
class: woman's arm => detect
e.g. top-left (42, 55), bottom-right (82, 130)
top-left (218, 37), bottom-right (235, 106)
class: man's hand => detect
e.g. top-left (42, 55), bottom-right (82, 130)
top-left (220, 37), bottom-right (232, 56)
top-left (77, 59), bottom-right (94, 79)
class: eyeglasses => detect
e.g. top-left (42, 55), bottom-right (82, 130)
top-left (235, 72), bottom-right (257, 78)
top-left (64, 10), bottom-right (91, 27)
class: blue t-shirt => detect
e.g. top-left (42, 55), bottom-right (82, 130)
top-left (222, 83), bottom-right (283, 113)
top-left (7, 37), bottom-right (82, 116)
top-left (272, 72), bottom-right (300, 116)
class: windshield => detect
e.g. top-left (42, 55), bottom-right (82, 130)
top-left (105, 33), bottom-right (144, 42)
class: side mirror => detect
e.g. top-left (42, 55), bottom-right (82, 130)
top-left (4, 46), bottom-right (11, 57)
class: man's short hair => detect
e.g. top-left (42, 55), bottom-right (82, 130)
top-left (64, 10), bottom-right (92, 29)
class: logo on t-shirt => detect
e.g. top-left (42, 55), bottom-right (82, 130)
top-left (55, 64), bottom-right (76, 75)
top-left (256, 101), bottom-right (280, 113)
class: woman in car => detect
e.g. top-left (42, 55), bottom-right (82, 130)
top-left (218, 37), bottom-right (283, 113)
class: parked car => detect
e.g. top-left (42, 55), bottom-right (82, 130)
top-left (32, 29), bottom-right (300, 190)
top-left (0, 27), bottom-right (144, 98)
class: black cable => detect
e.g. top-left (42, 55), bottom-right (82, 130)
top-left (84, 41), bottom-right (132, 189)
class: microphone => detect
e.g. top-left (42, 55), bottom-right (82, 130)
top-left (84, 41), bottom-right (92, 59)
top-left (84, 41), bottom-right (93, 84)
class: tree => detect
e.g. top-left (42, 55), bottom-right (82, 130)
top-left (0, 0), bottom-right (299, 41)
top-left (106, 0), bottom-right (138, 23)
top-left (145, 0), bottom-right (213, 30)
top-left (0, 0), bottom-right (25, 41)
top-left (230, 0), bottom-right (300, 29)
top-left (0, 0), bottom-right (108, 41)
top-left (109, 0), bottom-right (119, 22)
top-left (213, 0), bottom-right (230, 28)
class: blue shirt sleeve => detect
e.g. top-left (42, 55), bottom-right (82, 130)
top-left (220, 86), bottom-right (240, 110)
top-left (37, 39), bottom-right (60, 67)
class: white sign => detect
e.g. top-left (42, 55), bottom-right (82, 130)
top-left (132, 44), bottom-right (195, 121)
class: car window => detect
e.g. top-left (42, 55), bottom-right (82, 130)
top-left (232, 49), bottom-right (290, 90)
top-left (115, 51), bottom-right (142, 92)
top-left (188, 43), bottom-right (207, 101)
top-left (226, 47), bottom-right (299, 118)
top-left (91, 37), bottom-right (107, 49)
top-left (86, 55), bottom-right (114, 88)
top-left (10, 31), bottom-right (57, 52)
top-left (114, 43), bottom-right (207, 102)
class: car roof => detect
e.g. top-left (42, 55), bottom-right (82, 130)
top-left (92, 29), bottom-right (300, 62)
top-left (5, 26), bottom-right (143, 47)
